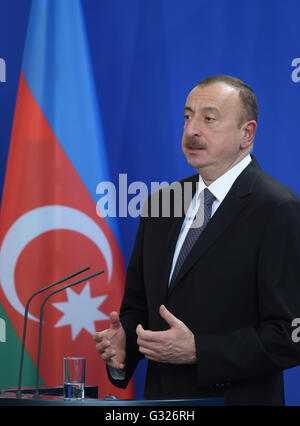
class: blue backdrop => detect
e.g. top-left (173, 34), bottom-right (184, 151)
top-left (0, 0), bottom-right (300, 404)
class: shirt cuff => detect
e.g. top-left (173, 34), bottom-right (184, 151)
top-left (108, 365), bottom-right (126, 380)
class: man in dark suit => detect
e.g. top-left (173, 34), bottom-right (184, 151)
top-left (94, 75), bottom-right (300, 405)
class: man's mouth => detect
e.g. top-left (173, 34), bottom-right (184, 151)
top-left (185, 143), bottom-right (206, 151)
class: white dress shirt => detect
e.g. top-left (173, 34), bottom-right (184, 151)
top-left (169, 154), bottom-right (252, 284)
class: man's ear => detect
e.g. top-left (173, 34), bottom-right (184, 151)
top-left (240, 120), bottom-right (257, 149)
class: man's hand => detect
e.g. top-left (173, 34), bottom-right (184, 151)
top-left (93, 311), bottom-right (126, 370)
top-left (136, 305), bottom-right (196, 364)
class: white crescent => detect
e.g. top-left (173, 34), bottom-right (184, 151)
top-left (0, 206), bottom-right (113, 322)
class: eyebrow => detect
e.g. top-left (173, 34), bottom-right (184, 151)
top-left (184, 106), bottom-right (220, 115)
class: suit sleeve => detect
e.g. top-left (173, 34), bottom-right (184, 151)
top-left (107, 216), bottom-right (148, 389)
top-left (194, 199), bottom-right (300, 386)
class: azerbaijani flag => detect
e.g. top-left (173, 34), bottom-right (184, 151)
top-left (0, 0), bottom-right (134, 399)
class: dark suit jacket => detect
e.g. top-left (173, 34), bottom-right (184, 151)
top-left (109, 158), bottom-right (300, 405)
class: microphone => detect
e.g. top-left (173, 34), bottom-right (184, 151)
top-left (17, 267), bottom-right (90, 398)
top-left (34, 269), bottom-right (105, 399)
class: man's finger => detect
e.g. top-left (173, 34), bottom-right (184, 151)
top-left (107, 359), bottom-right (125, 370)
top-left (95, 337), bottom-right (111, 354)
top-left (110, 311), bottom-right (121, 329)
top-left (93, 331), bottom-right (106, 342)
top-left (159, 304), bottom-right (182, 328)
top-left (137, 324), bottom-right (152, 339)
top-left (136, 324), bottom-right (166, 343)
top-left (101, 347), bottom-right (116, 361)
top-left (138, 345), bottom-right (155, 357)
top-left (136, 324), bottom-right (144, 335)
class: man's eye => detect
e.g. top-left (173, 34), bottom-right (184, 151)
top-left (205, 116), bottom-right (215, 122)
top-left (184, 114), bottom-right (191, 121)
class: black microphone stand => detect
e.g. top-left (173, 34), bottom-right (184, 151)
top-left (16, 267), bottom-right (90, 398)
top-left (34, 269), bottom-right (104, 399)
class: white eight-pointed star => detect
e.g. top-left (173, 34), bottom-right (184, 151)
top-left (52, 282), bottom-right (108, 340)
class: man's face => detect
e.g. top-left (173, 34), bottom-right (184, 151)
top-left (181, 82), bottom-right (249, 182)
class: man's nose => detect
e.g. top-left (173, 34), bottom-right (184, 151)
top-left (185, 117), bottom-right (203, 137)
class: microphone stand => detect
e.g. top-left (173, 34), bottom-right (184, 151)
top-left (16, 267), bottom-right (90, 398)
top-left (34, 269), bottom-right (104, 399)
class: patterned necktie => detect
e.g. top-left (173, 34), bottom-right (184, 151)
top-left (169, 188), bottom-right (216, 289)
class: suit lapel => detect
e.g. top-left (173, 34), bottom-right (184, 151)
top-left (167, 158), bottom-right (261, 295)
top-left (161, 174), bottom-right (199, 295)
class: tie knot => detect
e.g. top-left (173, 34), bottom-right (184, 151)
top-left (203, 188), bottom-right (216, 208)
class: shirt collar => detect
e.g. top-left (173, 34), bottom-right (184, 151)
top-left (197, 154), bottom-right (252, 202)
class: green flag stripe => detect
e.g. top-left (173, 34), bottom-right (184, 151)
top-left (0, 302), bottom-right (45, 390)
